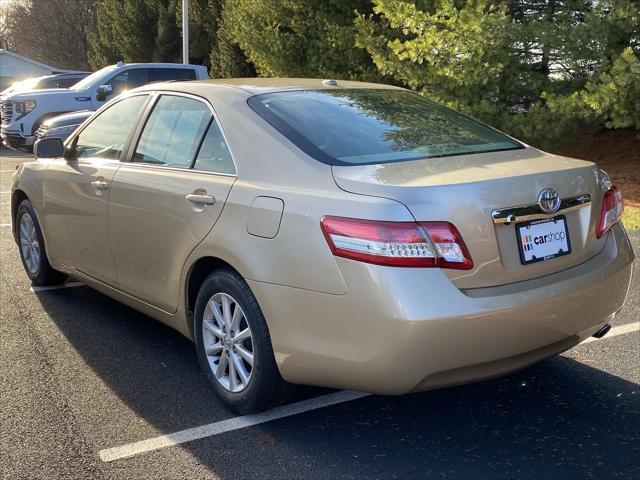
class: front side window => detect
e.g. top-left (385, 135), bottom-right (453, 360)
top-left (248, 89), bottom-right (523, 166)
top-left (133, 95), bottom-right (211, 168)
top-left (71, 66), bottom-right (117, 91)
top-left (56, 78), bottom-right (81, 88)
top-left (106, 68), bottom-right (155, 97)
top-left (75, 95), bottom-right (148, 160)
top-left (38, 78), bottom-right (61, 89)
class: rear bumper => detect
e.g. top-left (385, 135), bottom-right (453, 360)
top-left (250, 223), bottom-right (634, 394)
top-left (1, 129), bottom-right (34, 152)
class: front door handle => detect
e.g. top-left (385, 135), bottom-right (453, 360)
top-left (91, 180), bottom-right (109, 190)
top-left (185, 193), bottom-right (215, 205)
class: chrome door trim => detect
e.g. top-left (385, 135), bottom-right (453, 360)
top-left (491, 193), bottom-right (591, 225)
top-left (113, 161), bottom-right (237, 178)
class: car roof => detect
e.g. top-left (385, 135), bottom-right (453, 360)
top-left (113, 62), bottom-right (205, 68)
top-left (137, 78), bottom-right (403, 98)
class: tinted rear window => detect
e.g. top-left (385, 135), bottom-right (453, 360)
top-left (248, 89), bottom-right (523, 166)
top-left (155, 68), bottom-right (196, 81)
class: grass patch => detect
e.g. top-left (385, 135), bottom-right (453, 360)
top-left (622, 205), bottom-right (640, 231)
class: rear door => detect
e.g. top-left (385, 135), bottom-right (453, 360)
top-left (41, 94), bottom-right (150, 285)
top-left (108, 93), bottom-right (236, 312)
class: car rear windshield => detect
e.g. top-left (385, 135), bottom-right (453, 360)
top-left (248, 89), bottom-right (523, 166)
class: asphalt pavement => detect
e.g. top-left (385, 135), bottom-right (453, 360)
top-left (1, 149), bottom-right (638, 480)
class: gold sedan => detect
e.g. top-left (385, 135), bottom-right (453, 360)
top-left (11, 79), bottom-right (634, 413)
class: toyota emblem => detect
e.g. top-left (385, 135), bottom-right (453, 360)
top-left (538, 188), bottom-right (561, 213)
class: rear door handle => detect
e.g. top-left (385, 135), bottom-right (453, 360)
top-left (185, 193), bottom-right (215, 205)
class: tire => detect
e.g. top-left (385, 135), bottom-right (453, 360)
top-left (194, 268), bottom-right (295, 414)
top-left (16, 199), bottom-right (66, 286)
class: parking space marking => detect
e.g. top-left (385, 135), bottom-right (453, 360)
top-left (99, 390), bottom-right (371, 462)
top-left (0, 191), bottom-right (10, 194)
top-left (0, 224), bottom-right (11, 228)
top-left (581, 322), bottom-right (639, 344)
top-left (30, 282), bottom-right (84, 292)
top-left (98, 321), bottom-right (639, 463)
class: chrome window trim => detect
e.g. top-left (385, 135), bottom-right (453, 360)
top-left (127, 90), bottom-right (238, 178)
top-left (116, 161), bottom-right (237, 178)
top-left (491, 194), bottom-right (591, 225)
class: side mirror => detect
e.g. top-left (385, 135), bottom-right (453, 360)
top-left (33, 137), bottom-right (65, 158)
top-left (96, 84), bottom-right (113, 102)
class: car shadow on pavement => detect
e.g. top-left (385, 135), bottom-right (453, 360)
top-left (36, 286), bottom-right (639, 479)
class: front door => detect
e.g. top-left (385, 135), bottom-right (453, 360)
top-left (41, 94), bottom-right (150, 285)
top-left (108, 94), bottom-right (237, 312)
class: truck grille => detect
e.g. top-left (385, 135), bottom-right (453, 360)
top-left (35, 124), bottom-right (48, 141)
top-left (1, 100), bottom-right (12, 126)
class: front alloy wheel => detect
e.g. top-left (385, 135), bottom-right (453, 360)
top-left (15, 199), bottom-right (66, 286)
top-left (19, 212), bottom-right (40, 275)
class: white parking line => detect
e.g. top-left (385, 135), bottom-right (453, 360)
top-left (30, 282), bottom-right (84, 292)
top-left (581, 322), bottom-right (639, 344)
top-left (0, 191), bottom-right (10, 194)
top-left (99, 321), bottom-right (639, 463)
top-left (99, 390), bottom-right (371, 462)
top-left (0, 223), bottom-right (11, 228)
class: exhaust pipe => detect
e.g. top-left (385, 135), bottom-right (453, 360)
top-left (592, 324), bottom-right (612, 339)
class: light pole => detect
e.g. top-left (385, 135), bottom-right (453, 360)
top-left (182, 0), bottom-right (189, 64)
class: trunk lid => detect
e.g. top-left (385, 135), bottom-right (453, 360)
top-left (332, 147), bottom-right (606, 289)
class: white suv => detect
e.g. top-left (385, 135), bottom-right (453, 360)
top-left (1, 62), bottom-right (208, 151)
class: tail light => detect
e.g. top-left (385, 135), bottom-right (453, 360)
top-left (596, 185), bottom-right (624, 239)
top-left (320, 216), bottom-right (473, 269)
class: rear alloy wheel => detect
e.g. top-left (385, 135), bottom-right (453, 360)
top-left (16, 199), bottom-right (66, 286)
top-left (194, 269), bottom-right (294, 414)
top-left (202, 292), bottom-right (254, 393)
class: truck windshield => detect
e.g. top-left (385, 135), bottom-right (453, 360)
top-left (248, 89), bottom-right (523, 166)
top-left (71, 66), bottom-right (118, 91)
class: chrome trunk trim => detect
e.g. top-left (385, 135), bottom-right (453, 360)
top-left (492, 194), bottom-right (591, 225)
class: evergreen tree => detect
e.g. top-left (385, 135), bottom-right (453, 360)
top-left (221, 0), bottom-right (380, 80)
top-left (89, 0), bottom-right (164, 67)
top-left (355, 0), bottom-right (640, 145)
top-left (153, 0), bottom-right (182, 63)
top-left (89, 0), bottom-right (254, 76)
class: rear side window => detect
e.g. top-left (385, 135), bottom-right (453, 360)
top-left (193, 122), bottom-right (235, 174)
top-left (248, 89), bottom-right (523, 166)
top-left (75, 95), bottom-right (148, 160)
top-left (155, 68), bottom-right (196, 81)
top-left (134, 95), bottom-right (210, 168)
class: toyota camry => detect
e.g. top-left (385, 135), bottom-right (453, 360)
top-left (10, 79), bottom-right (634, 413)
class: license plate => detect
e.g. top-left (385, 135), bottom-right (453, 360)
top-left (516, 216), bottom-right (571, 265)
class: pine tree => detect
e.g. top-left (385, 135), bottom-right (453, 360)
top-left (355, 0), bottom-right (640, 145)
top-left (220, 0), bottom-right (380, 80)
